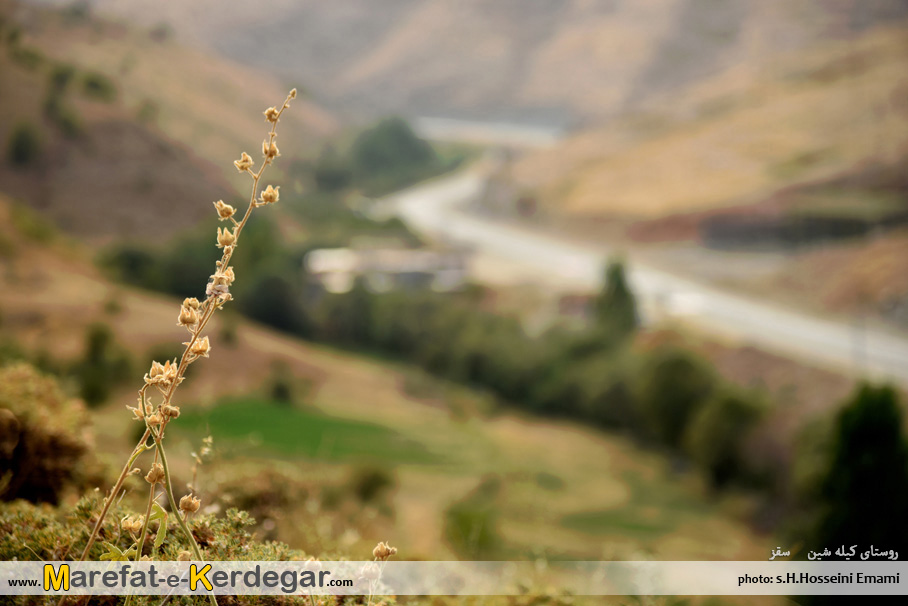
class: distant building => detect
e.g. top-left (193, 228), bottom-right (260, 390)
top-left (305, 246), bottom-right (470, 294)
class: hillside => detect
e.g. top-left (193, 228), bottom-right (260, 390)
top-left (77, 0), bottom-right (908, 123)
top-left (511, 23), bottom-right (908, 219)
top-left (0, 1), bottom-right (337, 240)
top-left (0, 193), bottom-right (777, 563)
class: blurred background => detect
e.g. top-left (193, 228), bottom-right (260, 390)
top-left (1, 0), bottom-right (907, 602)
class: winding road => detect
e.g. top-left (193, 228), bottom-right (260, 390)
top-left (389, 168), bottom-right (908, 386)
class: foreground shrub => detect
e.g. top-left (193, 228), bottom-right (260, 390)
top-left (0, 363), bottom-right (98, 504)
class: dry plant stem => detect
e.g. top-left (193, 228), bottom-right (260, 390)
top-left (154, 433), bottom-right (218, 606)
top-left (77, 429), bottom-right (151, 561)
top-left (124, 462), bottom-right (155, 606)
top-left (134, 450), bottom-right (160, 563)
top-left (65, 89), bottom-right (294, 606)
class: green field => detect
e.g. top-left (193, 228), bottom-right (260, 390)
top-left (174, 398), bottom-right (440, 464)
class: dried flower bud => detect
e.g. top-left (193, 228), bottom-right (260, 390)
top-left (145, 463), bottom-right (165, 485)
top-left (234, 151), bottom-right (254, 172)
top-left (289, 88), bottom-right (297, 99)
top-left (372, 541), bottom-right (397, 560)
top-left (183, 297), bottom-right (201, 311)
top-left (260, 185), bottom-right (279, 205)
top-left (262, 140), bottom-right (279, 160)
top-left (190, 336), bottom-right (210, 358)
top-left (146, 413), bottom-right (162, 427)
top-left (150, 361), bottom-right (164, 379)
top-left (177, 551), bottom-right (192, 562)
top-left (121, 515), bottom-right (144, 535)
top-left (217, 227), bottom-right (236, 248)
top-left (178, 305), bottom-right (199, 327)
top-left (264, 107), bottom-right (280, 123)
top-left (179, 494), bottom-right (201, 514)
top-left (128, 405), bottom-right (144, 420)
top-left (213, 200), bottom-right (236, 221)
top-left (223, 266), bottom-right (235, 285)
top-left (161, 404), bottom-right (181, 419)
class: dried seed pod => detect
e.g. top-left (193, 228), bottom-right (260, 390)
top-left (190, 336), bottom-right (210, 358)
top-left (121, 515), bottom-right (144, 535)
top-left (213, 200), bottom-right (236, 221)
top-left (233, 151), bottom-right (254, 172)
top-left (179, 494), bottom-right (201, 514)
top-left (263, 107), bottom-right (280, 123)
top-left (161, 404), bottom-right (181, 419)
top-left (145, 463), bottom-right (165, 485)
top-left (372, 541), bottom-right (397, 560)
top-left (178, 305), bottom-right (199, 327)
top-left (260, 185), bottom-right (279, 205)
top-left (217, 227), bottom-right (236, 248)
top-left (177, 551), bottom-right (192, 562)
top-left (262, 140), bottom-right (279, 160)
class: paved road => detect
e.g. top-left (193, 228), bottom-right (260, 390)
top-left (389, 169), bottom-right (908, 386)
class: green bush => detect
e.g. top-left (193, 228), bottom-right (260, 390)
top-left (809, 383), bottom-right (908, 553)
top-left (10, 204), bottom-right (55, 243)
top-left (638, 347), bottom-right (716, 449)
top-left (266, 360), bottom-right (296, 404)
top-left (81, 71), bottom-right (117, 102)
top-left (73, 322), bottom-right (132, 406)
top-left (6, 122), bottom-right (43, 167)
top-left (684, 388), bottom-right (766, 487)
top-left (349, 465), bottom-right (395, 503)
top-left (444, 476), bottom-right (502, 558)
top-left (9, 45), bottom-right (44, 70)
top-left (48, 63), bottom-right (76, 94)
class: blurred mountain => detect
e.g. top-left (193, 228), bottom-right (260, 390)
top-left (59, 0), bottom-right (908, 124)
top-left (512, 23), bottom-right (908, 219)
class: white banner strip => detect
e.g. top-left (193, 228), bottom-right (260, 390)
top-left (2, 561), bottom-right (906, 596)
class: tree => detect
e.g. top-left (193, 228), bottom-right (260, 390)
top-left (313, 145), bottom-right (351, 192)
top-left (594, 258), bottom-right (638, 340)
top-left (812, 383), bottom-right (908, 553)
top-left (684, 388), bottom-right (765, 487)
top-left (74, 323), bottom-right (131, 406)
top-left (349, 117), bottom-right (438, 195)
top-left (639, 347), bottom-right (716, 449)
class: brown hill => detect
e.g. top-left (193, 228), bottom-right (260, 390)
top-left (511, 23), bottom-right (908, 219)
top-left (0, 1), bottom-right (337, 240)
top-left (0, 47), bottom-right (232, 240)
